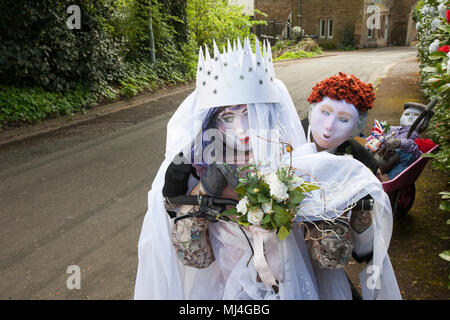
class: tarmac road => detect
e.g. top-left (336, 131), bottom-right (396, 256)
top-left (0, 46), bottom-right (418, 299)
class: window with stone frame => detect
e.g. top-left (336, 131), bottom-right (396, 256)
top-left (320, 18), bottom-right (326, 38)
top-left (327, 19), bottom-right (334, 38)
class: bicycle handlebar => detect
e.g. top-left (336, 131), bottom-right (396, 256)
top-left (168, 194), bottom-right (374, 224)
top-left (166, 195), bottom-right (237, 224)
top-left (166, 195), bottom-right (238, 207)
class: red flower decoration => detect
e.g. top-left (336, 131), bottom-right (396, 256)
top-left (414, 139), bottom-right (437, 153)
top-left (438, 45), bottom-right (450, 53)
top-left (447, 9), bottom-right (450, 23)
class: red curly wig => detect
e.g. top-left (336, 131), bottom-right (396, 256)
top-left (307, 72), bottom-right (375, 112)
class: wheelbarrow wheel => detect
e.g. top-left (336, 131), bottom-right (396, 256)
top-left (395, 183), bottom-right (416, 217)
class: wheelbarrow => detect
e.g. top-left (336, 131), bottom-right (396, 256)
top-left (382, 143), bottom-right (439, 216)
top-left (379, 97), bottom-right (439, 216)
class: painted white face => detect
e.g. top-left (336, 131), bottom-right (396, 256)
top-left (216, 104), bottom-right (251, 152)
top-left (400, 107), bottom-right (422, 126)
top-left (310, 97), bottom-right (359, 150)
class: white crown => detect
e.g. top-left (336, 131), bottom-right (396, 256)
top-left (194, 37), bottom-right (280, 111)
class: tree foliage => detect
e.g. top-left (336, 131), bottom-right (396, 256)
top-left (0, 0), bottom-right (124, 93)
top-left (415, 0), bottom-right (449, 174)
top-left (187, 0), bottom-right (265, 51)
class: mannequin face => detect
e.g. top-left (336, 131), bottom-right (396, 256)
top-left (400, 107), bottom-right (421, 126)
top-left (310, 98), bottom-right (359, 151)
top-left (216, 104), bottom-right (251, 152)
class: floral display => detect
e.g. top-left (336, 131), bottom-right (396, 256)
top-left (438, 45), bottom-right (450, 53)
top-left (222, 163), bottom-right (320, 240)
top-left (414, 138), bottom-right (438, 153)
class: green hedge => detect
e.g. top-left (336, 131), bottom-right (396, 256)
top-left (415, 0), bottom-right (450, 174)
top-left (415, 0), bottom-right (450, 284)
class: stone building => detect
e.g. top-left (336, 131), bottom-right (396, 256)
top-left (252, 0), bottom-right (418, 48)
top-left (254, 0), bottom-right (292, 22)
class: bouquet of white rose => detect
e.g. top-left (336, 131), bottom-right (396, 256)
top-left (221, 164), bottom-right (320, 240)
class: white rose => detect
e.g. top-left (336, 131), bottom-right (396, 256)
top-left (429, 39), bottom-right (440, 54)
top-left (431, 18), bottom-right (442, 31)
top-left (429, 6), bottom-right (437, 15)
top-left (247, 206), bottom-right (265, 225)
top-left (262, 172), bottom-right (289, 202)
top-left (262, 172), bottom-right (278, 185)
top-left (262, 200), bottom-right (274, 214)
top-left (271, 180), bottom-right (289, 202)
top-left (236, 196), bottom-right (249, 215)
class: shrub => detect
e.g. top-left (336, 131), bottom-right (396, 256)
top-left (291, 26), bottom-right (305, 41)
top-left (338, 23), bottom-right (356, 49)
top-left (0, 85), bottom-right (97, 127)
top-left (0, 0), bottom-right (124, 93)
top-left (415, 0), bottom-right (450, 289)
top-left (415, 0), bottom-right (449, 173)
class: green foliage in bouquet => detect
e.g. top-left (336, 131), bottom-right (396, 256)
top-left (221, 164), bottom-right (319, 241)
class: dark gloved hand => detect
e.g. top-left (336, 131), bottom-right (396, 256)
top-left (379, 138), bottom-right (400, 161)
top-left (384, 138), bottom-right (401, 150)
top-left (162, 156), bottom-right (197, 197)
top-left (200, 163), bottom-right (239, 197)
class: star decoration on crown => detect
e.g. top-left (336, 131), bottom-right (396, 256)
top-left (194, 37), bottom-right (279, 110)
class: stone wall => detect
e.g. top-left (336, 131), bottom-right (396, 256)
top-left (292, 0), bottom-right (364, 47)
top-left (389, 0), bottom-right (418, 45)
top-left (254, 0), bottom-right (292, 22)
top-left (358, 0), bottom-right (391, 48)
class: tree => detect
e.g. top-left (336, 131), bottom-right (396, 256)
top-left (187, 0), bottom-right (264, 51)
top-left (0, 0), bottom-right (123, 92)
